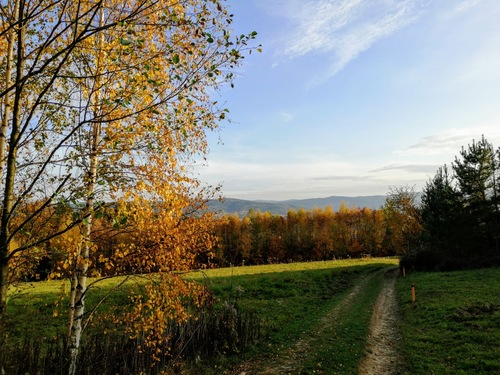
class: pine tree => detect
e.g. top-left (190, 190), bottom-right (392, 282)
top-left (452, 136), bottom-right (499, 257)
top-left (421, 165), bottom-right (461, 259)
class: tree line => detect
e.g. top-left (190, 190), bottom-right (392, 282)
top-left (9, 137), bottom-right (499, 280)
top-left (10, 198), bottom-right (415, 280)
top-left (212, 134), bottom-right (500, 272)
top-left (212, 197), bottom-right (421, 266)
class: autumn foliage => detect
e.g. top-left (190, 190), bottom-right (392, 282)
top-left (212, 202), bottom-right (418, 267)
top-left (10, 200), bottom-right (420, 281)
top-left (0, 0), bottom-right (259, 371)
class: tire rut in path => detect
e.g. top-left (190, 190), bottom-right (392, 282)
top-left (255, 270), bottom-right (381, 375)
top-left (358, 268), bottom-right (401, 375)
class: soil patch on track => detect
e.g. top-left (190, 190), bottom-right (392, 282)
top-left (230, 268), bottom-right (400, 374)
top-left (358, 269), bottom-right (401, 375)
top-left (257, 272), bottom-right (376, 374)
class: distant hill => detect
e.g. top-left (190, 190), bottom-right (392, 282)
top-left (208, 195), bottom-right (387, 216)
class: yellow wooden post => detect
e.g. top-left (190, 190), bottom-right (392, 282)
top-left (411, 284), bottom-right (416, 303)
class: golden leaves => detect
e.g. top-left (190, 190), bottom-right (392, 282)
top-left (122, 272), bottom-right (208, 360)
top-left (2, 0), bottom-right (257, 366)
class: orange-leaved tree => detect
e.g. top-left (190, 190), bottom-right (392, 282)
top-left (0, 0), bottom-right (258, 372)
top-left (383, 186), bottom-right (422, 255)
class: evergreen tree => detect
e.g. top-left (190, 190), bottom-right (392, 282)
top-left (421, 165), bottom-right (462, 260)
top-left (452, 136), bottom-right (499, 256)
top-left (415, 136), bottom-right (500, 270)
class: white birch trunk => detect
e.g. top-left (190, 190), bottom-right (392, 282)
top-left (0, 0), bottom-right (15, 174)
top-left (67, 109), bottom-right (102, 375)
top-left (67, 6), bottom-right (104, 373)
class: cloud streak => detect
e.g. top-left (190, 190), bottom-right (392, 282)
top-left (396, 127), bottom-right (500, 156)
top-left (281, 0), bottom-right (426, 79)
top-left (198, 154), bottom-right (433, 200)
top-left (370, 164), bottom-right (439, 174)
top-left (312, 175), bottom-right (369, 181)
top-left (277, 111), bottom-right (294, 123)
top-left (453, 0), bottom-right (480, 14)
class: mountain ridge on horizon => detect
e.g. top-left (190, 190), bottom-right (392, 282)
top-left (208, 195), bottom-right (388, 217)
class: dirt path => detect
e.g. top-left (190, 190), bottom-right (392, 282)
top-left (229, 268), bottom-right (400, 375)
top-left (358, 269), bottom-right (401, 375)
top-left (257, 271), bottom-right (377, 374)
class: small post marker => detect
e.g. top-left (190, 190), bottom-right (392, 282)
top-left (411, 284), bottom-right (416, 303)
top-left (403, 266), bottom-right (406, 277)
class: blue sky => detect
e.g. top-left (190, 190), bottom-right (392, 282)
top-left (198, 0), bottom-right (500, 201)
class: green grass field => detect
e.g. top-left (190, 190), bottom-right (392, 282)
top-left (189, 259), bottom-right (396, 373)
top-left (4, 274), bottom-right (135, 341)
top-left (3, 258), bottom-right (499, 374)
top-left (396, 267), bottom-right (500, 374)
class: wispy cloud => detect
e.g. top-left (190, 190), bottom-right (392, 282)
top-left (198, 152), bottom-right (433, 200)
top-left (396, 127), bottom-right (500, 156)
top-left (281, 0), bottom-right (426, 80)
top-left (312, 175), bottom-right (368, 181)
top-left (277, 111), bottom-right (294, 123)
top-left (370, 164), bottom-right (439, 174)
top-left (453, 0), bottom-right (480, 14)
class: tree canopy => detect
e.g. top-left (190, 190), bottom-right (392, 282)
top-left (412, 136), bottom-right (500, 270)
top-left (0, 0), bottom-right (258, 371)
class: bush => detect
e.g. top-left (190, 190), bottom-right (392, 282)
top-left (400, 245), bottom-right (440, 272)
top-left (0, 303), bottom-right (262, 374)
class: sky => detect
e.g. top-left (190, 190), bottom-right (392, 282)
top-left (197, 0), bottom-right (500, 201)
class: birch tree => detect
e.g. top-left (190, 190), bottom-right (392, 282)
top-left (0, 0), bottom-right (258, 371)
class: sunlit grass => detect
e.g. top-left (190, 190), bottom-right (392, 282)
top-left (186, 260), bottom-right (396, 373)
top-left (7, 258), bottom-right (498, 374)
top-left (4, 258), bottom-right (398, 373)
top-left (188, 257), bottom-right (398, 279)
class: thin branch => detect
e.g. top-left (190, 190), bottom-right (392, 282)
top-left (81, 274), bottom-right (131, 332)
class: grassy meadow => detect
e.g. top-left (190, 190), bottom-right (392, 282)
top-left (2, 258), bottom-right (500, 374)
top-left (396, 267), bottom-right (500, 374)
top-left (3, 258), bottom-right (396, 373)
top-left (188, 258), bottom-right (397, 373)
top-left (4, 274), bottom-right (134, 341)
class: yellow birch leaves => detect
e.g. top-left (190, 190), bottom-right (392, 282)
top-left (0, 0), bottom-right (259, 358)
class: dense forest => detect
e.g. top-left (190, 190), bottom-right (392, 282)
top-left (413, 136), bottom-right (500, 270)
top-left (214, 136), bottom-right (500, 271)
top-left (212, 201), bottom-right (417, 266)
top-left (14, 197), bottom-right (418, 280)
top-left (12, 137), bottom-right (500, 281)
